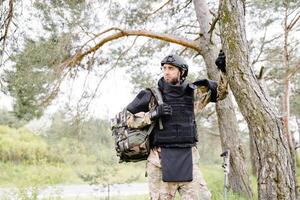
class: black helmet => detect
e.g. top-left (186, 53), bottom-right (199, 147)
top-left (161, 54), bottom-right (189, 79)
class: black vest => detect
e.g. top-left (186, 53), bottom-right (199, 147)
top-left (151, 78), bottom-right (198, 147)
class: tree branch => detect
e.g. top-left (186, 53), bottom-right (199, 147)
top-left (287, 59), bottom-right (300, 79)
top-left (208, 14), bottom-right (219, 44)
top-left (47, 28), bottom-right (201, 106)
top-left (257, 66), bottom-right (265, 80)
top-left (178, 0), bottom-right (192, 12)
top-left (145, 0), bottom-right (172, 17)
top-left (287, 13), bottom-right (300, 30)
top-left (78, 36), bottom-right (139, 114)
top-left (251, 33), bottom-right (282, 66)
top-left (60, 28), bottom-right (201, 70)
top-left (251, 29), bottom-right (267, 66)
top-left (0, 0), bottom-right (14, 57)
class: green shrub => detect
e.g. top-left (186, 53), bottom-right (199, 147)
top-left (0, 125), bottom-right (63, 164)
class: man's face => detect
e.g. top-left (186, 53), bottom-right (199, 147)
top-left (162, 64), bottom-right (181, 85)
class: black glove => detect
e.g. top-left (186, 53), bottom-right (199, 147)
top-left (193, 79), bottom-right (209, 87)
top-left (150, 103), bottom-right (172, 120)
top-left (215, 50), bottom-right (226, 73)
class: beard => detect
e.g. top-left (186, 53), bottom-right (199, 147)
top-left (165, 76), bottom-right (180, 85)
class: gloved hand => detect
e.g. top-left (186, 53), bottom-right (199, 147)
top-left (215, 50), bottom-right (226, 73)
top-left (193, 79), bottom-right (209, 87)
top-left (150, 103), bottom-right (172, 120)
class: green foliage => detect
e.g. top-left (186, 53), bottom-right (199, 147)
top-left (290, 72), bottom-right (300, 117)
top-left (5, 34), bottom-right (72, 120)
top-left (0, 125), bottom-right (62, 164)
top-left (291, 94), bottom-right (300, 117)
top-left (249, 0), bottom-right (299, 11)
top-left (33, 0), bottom-right (86, 33)
top-left (46, 111), bottom-right (112, 148)
top-left (0, 109), bottom-right (26, 128)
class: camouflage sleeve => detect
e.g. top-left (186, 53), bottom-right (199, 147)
top-left (126, 111), bottom-right (152, 129)
top-left (194, 85), bottom-right (211, 113)
top-left (126, 96), bottom-right (156, 129)
top-left (216, 72), bottom-right (229, 101)
top-left (194, 72), bottom-right (229, 113)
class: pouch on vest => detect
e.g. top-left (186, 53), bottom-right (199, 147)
top-left (161, 147), bottom-right (193, 182)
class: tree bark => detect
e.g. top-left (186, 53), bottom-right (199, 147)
top-left (193, 0), bottom-right (253, 198)
top-left (219, 0), bottom-right (296, 199)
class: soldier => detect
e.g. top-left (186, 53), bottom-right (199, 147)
top-left (126, 51), bottom-right (228, 200)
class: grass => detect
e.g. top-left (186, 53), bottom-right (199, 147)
top-left (0, 162), bottom-right (80, 187)
top-left (1, 125), bottom-right (299, 200)
top-left (201, 164), bottom-right (258, 200)
top-left (0, 161), bottom-right (148, 187)
top-left (60, 195), bottom-right (149, 200)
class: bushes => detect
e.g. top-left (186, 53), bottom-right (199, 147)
top-left (0, 125), bottom-right (62, 164)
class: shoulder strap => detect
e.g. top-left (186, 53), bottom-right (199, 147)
top-left (149, 88), bottom-right (163, 106)
top-left (148, 88), bottom-right (164, 130)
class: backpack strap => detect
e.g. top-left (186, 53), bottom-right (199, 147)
top-left (150, 88), bottom-right (163, 106)
top-left (148, 88), bottom-right (164, 130)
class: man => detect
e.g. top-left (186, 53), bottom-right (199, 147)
top-left (126, 51), bottom-right (228, 200)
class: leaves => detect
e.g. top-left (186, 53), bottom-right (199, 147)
top-left (4, 34), bottom-right (72, 120)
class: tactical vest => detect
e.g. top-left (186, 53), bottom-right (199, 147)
top-left (151, 79), bottom-right (198, 147)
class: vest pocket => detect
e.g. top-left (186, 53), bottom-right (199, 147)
top-left (154, 122), bottom-right (195, 145)
top-left (176, 124), bottom-right (195, 144)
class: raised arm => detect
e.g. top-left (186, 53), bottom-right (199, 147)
top-left (193, 50), bottom-right (229, 112)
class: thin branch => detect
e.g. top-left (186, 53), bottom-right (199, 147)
top-left (287, 13), bottom-right (300, 30)
top-left (287, 6), bottom-right (299, 17)
top-left (0, 0), bottom-right (14, 56)
top-left (208, 15), bottom-right (219, 44)
top-left (80, 27), bottom-right (122, 48)
top-left (208, 15), bottom-right (219, 34)
top-left (79, 36), bottom-right (139, 113)
top-left (40, 68), bottom-right (71, 107)
top-left (83, 65), bottom-right (117, 112)
top-left (145, 0), bottom-right (172, 17)
top-left (257, 66), bottom-right (265, 80)
top-left (185, 31), bottom-right (201, 35)
top-left (287, 60), bottom-right (300, 79)
top-left (79, 24), bottom-right (98, 38)
top-left (251, 33), bottom-right (283, 66)
top-left (209, 9), bottom-right (217, 18)
top-left (251, 29), bottom-right (267, 66)
top-left (178, 0), bottom-right (192, 13)
top-left (205, 110), bottom-right (216, 119)
top-left (175, 24), bottom-right (199, 30)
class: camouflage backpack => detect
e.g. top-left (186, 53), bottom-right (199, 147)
top-left (110, 88), bottom-right (163, 163)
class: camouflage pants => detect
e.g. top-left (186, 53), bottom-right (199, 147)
top-left (147, 161), bottom-right (211, 200)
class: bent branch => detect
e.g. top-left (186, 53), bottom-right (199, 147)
top-left (62, 28), bottom-right (201, 69)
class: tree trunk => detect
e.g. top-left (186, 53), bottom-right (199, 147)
top-left (283, 0), bottom-right (295, 152)
top-left (249, 132), bottom-right (258, 176)
top-left (219, 0), bottom-right (296, 199)
top-left (193, 0), bottom-right (253, 198)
